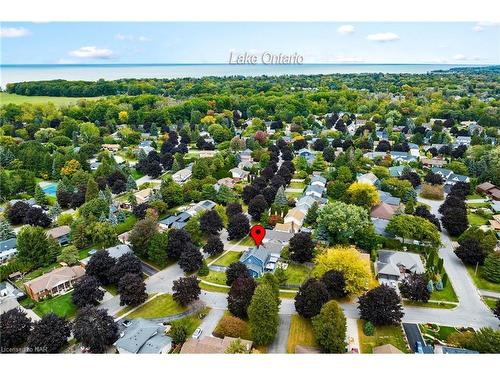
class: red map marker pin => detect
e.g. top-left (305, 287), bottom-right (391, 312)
top-left (250, 225), bottom-right (266, 247)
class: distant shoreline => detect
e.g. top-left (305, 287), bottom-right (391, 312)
top-left (1, 63), bottom-right (497, 88)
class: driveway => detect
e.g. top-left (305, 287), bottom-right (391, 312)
top-left (268, 314), bottom-right (292, 353)
top-left (197, 308), bottom-right (225, 339)
top-left (402, 323), bottom-right (424, 353)
top-left (141, 261), bottom-right (159, 277)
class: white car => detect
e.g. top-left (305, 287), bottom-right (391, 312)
top-left (192, 328), bottom-right (203, 339)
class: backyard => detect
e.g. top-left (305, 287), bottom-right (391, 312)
top-left (282, 262), bottom-right (312, 287)
top-left (286, 315), bottom-right (317, 353)
top-left (20, 292), bottom-right (77, 319)
top-left (357, 320), bottom-right (409, 353)
top-left (467, 212), bottom-right (490, 226)
top-left (200, 270), bottom-right (227, 285)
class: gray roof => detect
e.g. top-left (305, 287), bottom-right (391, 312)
top-left (379, 191), bottom-right (401, 206)
top-left (106, 244), bottom-right (133, 259)
top-left (171, 221), bottom-right (187, 229)
top-left (0, 238), bottom-right (16, 253)
top-left (159, 215), bottom-right (178, 226)
top-left (310, 175), bottom-right (327, 185)
top-left (176, 212), bottom-right (191, 222)
top-left (388, 166), bottom-right (405, 177)
top-left (305, 185), bottom-right (324, 195)
top-left (114, 318), bottom-right (171, 354)
top-left (240, 246), bottom-right (271, 264)
top-left (265, 230), bottom-right (294, 244)
top-left (376, 250), bottom-right (425, 277)
top-left (372, 218), bottom-right (390, 236)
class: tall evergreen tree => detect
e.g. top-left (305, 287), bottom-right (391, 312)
top-left (273, 185), bottom-right (288, 207)
top-left (0, 219), bottom-right (15, 241)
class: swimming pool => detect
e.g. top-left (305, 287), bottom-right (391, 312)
top-left (41, 182), bottom-right (58, 197)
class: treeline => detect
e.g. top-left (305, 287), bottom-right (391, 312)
top-left (6, 70), bottom-right (500, 99)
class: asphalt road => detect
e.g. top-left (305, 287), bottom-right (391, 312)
top-left (403, 323), bottom-right (424, 353)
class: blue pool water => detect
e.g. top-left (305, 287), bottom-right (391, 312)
top-left (42, 183), bottom-right (58, 197)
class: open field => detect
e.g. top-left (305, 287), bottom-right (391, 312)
top-left (0, 92), bottom-right (97, 106)
top-left (286, 315), bottom-right (317, 353)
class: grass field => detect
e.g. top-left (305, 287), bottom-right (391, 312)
top-left (288, 181), bottom-right (305, 190)
top-left (126, 294), bottom-right (186, 319)
top-left (357, 320), bottom-right (409, 353)
top-left (199, 281), bottom-right (230, 294)
top-left (419, 324), bottom-right (461, 343)
top-left (286, 315), bottom-right (317, 353)
top-left (483, 297), bottom-right (498, 310)
top-left (0, 92), bottom-right (97, 106)
top-left (32, 292), bottom-right (77, 319)
top-left (467, 265), bottom-right (500, 293)
top-left (212, 251), bottom-right (241, 267)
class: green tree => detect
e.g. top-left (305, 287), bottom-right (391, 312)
top-left (85, 178), bottom-right (99, 202)
top-left (483, 253), bottom-right (500, 283)
top-left (316, 201), bottom-right (373, 245)
top-left (248, 284), bottom-right (279, 346)
top-left (0, 219), bottom-right (15, 241)
top-left (57, 245), bottom-right (79, 265)
top-left (90, 222), bottom-right (117, 249)
top-left (312, 300), bottom-right (347, 353)
top-left (17, 226), bottom-right (60, 268)
top-left (273, 185), bottom-right (288, 207)
top-left (386, 214), bottom-right (441, 248)
top-left (129, 216), bottom-right (158, 257)
top-left (147, 232), bottom-right (168, 267)
top-left (34, 185), bottom-right (48, 206)
top-left (344, 182), bottom-right (380, 209)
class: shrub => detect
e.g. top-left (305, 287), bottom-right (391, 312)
top-left (363, 321), bottom-right (375, 336)
top-left (213, 315), bottom-right (251, 340)
top-left (420, 183), bottom-right (444, 200)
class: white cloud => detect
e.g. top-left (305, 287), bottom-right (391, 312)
top-left (335, 55), bottom-right (364, 63)
top-left (366, 32), bottom-right (400, 42)
top-left (472, 25), bottom-right (484, 32)
top-left (0, 27), bottom-right (30, 38)
top-left (453, 54), bottom-right (466, 61)
top-left (115, 33), bottom-right (150, 42)
top-left (337, 25), bottom-right (354, 35)
top-left (69, 46), bottom-right (114, 59)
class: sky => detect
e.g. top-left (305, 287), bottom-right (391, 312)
top-left (0, 22), bottom-right (499, 64)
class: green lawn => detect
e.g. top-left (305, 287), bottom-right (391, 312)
top-left (418, 324), bottom-right (461, 343)
top-left (126, 294), bottom-right (186, 319)
top-left (467, 212), bottom-right (489, 226)
top-left (430, 278), bottom-right (458, 303)
top-left (283, 263), bottom-right (312, 287)
top-left (467, 202), bottom-right (491, 208)
top-left (213, 251), bottom-right (242, 267)
top-left (357, 320), bottom-right (409, 353)
top-left (286, 315), bottom-right (317, 353)
top-left (130, 168), bottom-right (145, 180)
top-left (201, 270), bottom-right (227, 285)
top-left (0, 92), bottom-right (97, 106)
top-left (404, 300), bottom-right (455, 309)
top-left (288, 182), bottom-right (305, 190)
top-left (483, 297), bottom-right (498, 310)
top-left (32, 292), bottom-right (77, 319)
top-left (115, 214), bottom-right (137, 234)
top-left (199, 281), bottom-right (230, 294)
top-left (466, 193), bottom-right (484, 200)
top-left (286, 191), bottom-right (302, 199)
top-left (170, 307), bottom-right (210, 336)
top-left (230, 236), bottom-right (255, 247)
top-left (467, 266), bottom-right (500, 293)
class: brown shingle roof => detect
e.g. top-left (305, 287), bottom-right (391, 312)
top-left (370, 202), bottom-right (396, 220)
top-left (46, 225), bottom-right (71, 239)
top-left (180, 336), bottom-right (252, 354)
top-left (24, 266), bottom-right (85, 294)
top-left (373, 344), bottom-right (403, 354)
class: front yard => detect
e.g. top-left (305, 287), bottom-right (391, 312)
top-left (357, 320), bottom-right (409, 353)
top-left (200, 270), bottom-right (227, 285)
top-left (125, 293), bottom-right (186, 319)
top-left (212, 251), bottom-right (241, 267)
top-left (286, 315), bottom-right (317, 353)
top-left (467, 212), bottom-right (490, 226)
top-left (419, 323), bottom-right (474, 346)
top-left (466, 266), bottom-right (500, 293)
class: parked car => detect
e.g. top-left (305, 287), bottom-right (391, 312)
top-left (192, 328), bottom-right (203, 339)
top-left (122, 319), bottom-right (132, 327)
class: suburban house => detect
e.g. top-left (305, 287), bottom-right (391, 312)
top-left (310, 175), bottom-right (327, 187)
top-left (284, 208), bottom-right (306, 230)
top-left (172, 165), bottom-right (193, 184)
top-left (297, 148), bottom-right (314, 163)
top-left (180, 336), bottom-right (253, 354)
top-left (489, 214), bottom-right (500, 231)
top-left (374, 250), bottom-right (425, 285)
top-left (0, 238), bottom-right (17, 264)
top-left (134, 188), bottom-right (155, 205)
top-left (370, 202), bottom-right (397, 220)
top-left (81, 244), bottom-right (133, 267)
top-left (239, 149), bottom-right (253, 163)
top-left (477, 181), bottom-right (500, 201)
top-left (378, 191), bottom-right (401, 206)
top-left (185, 200), bottom-right (217, 216)
top-left (455, 136), bottom-right (472, 146)
top-left (357, 172), bottom-right (380, 186)
top-left (421, 157), bottom-right (447, 168)
top-left (373, 344), bottom-right (404, 354)
top-left (264, 230), bottom-right (294, 245)
top-left (46, 225), bottom-right (71, 246)
top-left (199, 150), bottom-right (217, 158)
top-left (229, 167), bottom-right (249, 181)
top-left (114, 318), bottom-right (172, 354)
top-left (304, 185), bottom-right (324, 199)
top-left (102, 144), bottom-right (121, 153)
top-left (216, 177), bottom-right (235, 189)
top-left (239, 243), bottom-right (281, 278)
top-left (0, 281), bottom-right (25, 300)
top-left (24, 265), bottom-right (85, 301)
top-left (238, 160), bottom-right (254, 170)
